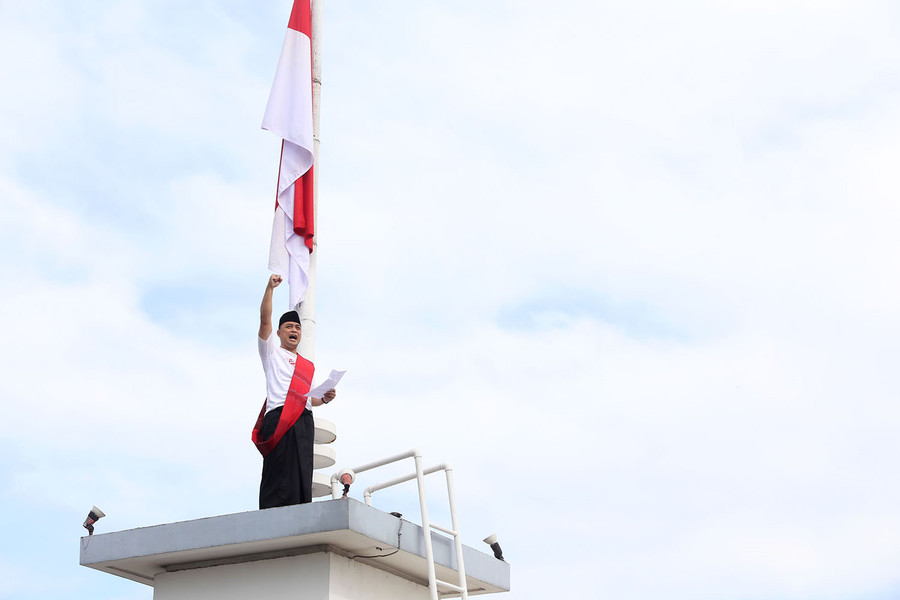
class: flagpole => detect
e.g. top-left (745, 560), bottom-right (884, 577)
top-left (298, 0), bottom-right (322, 361)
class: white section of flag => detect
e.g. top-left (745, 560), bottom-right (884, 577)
top-left (262, 28), bottom-right (314, 189)
top-left (268, 196), bottom-right (309, 309)
top-left (262, 25), bottom-right (314, 308)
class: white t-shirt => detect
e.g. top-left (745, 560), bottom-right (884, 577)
top-left (258, 332), bottom-right (312, 414)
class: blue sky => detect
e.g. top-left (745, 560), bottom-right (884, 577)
top-left (3, 1), bottom-right (900, 598)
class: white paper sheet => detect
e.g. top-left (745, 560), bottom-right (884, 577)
top-left (307, 369), bottom-right (346, 399)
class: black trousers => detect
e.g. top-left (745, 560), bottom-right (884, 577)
top-left (259, 407), bottom-right (314, 509)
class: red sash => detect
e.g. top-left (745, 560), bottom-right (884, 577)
top-left (252, 352), bottom-right (315, 457)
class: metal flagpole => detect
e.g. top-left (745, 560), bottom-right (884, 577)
top-left (298, 0), bottom-right (322, 361)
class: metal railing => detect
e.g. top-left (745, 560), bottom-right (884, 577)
top-left (330, 450), bottom-right (469, 599)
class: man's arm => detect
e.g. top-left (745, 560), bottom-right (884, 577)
top-left (259, 274), bottom-right (282, 340)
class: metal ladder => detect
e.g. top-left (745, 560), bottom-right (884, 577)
top-left (331, 450), bottom-right (469, 599)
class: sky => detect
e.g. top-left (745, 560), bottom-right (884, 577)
top-left (2, 0), bottom-right (900, 598)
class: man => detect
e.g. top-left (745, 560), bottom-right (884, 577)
top-left (252, 274), bottom-right (336, 509)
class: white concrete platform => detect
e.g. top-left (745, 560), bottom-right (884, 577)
top-left (79, 498), bottom-right (509, 598)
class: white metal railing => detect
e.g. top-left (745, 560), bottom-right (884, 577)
top-left (330, 450), bottom-right (469, 600)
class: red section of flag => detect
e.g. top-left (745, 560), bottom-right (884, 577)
top-left (294, 165), bottom-right (314, 251)
top-left (288, 0), bottom-right (312, 35)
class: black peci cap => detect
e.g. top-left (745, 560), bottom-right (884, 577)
top-left (279, 310), bottom-right (301, 328)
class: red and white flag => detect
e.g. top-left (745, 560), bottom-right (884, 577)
top-left (262, 0), bottom-right (315, 309)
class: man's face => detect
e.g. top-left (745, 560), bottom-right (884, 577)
top-left (277, 321), bottom-right (302, 351)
